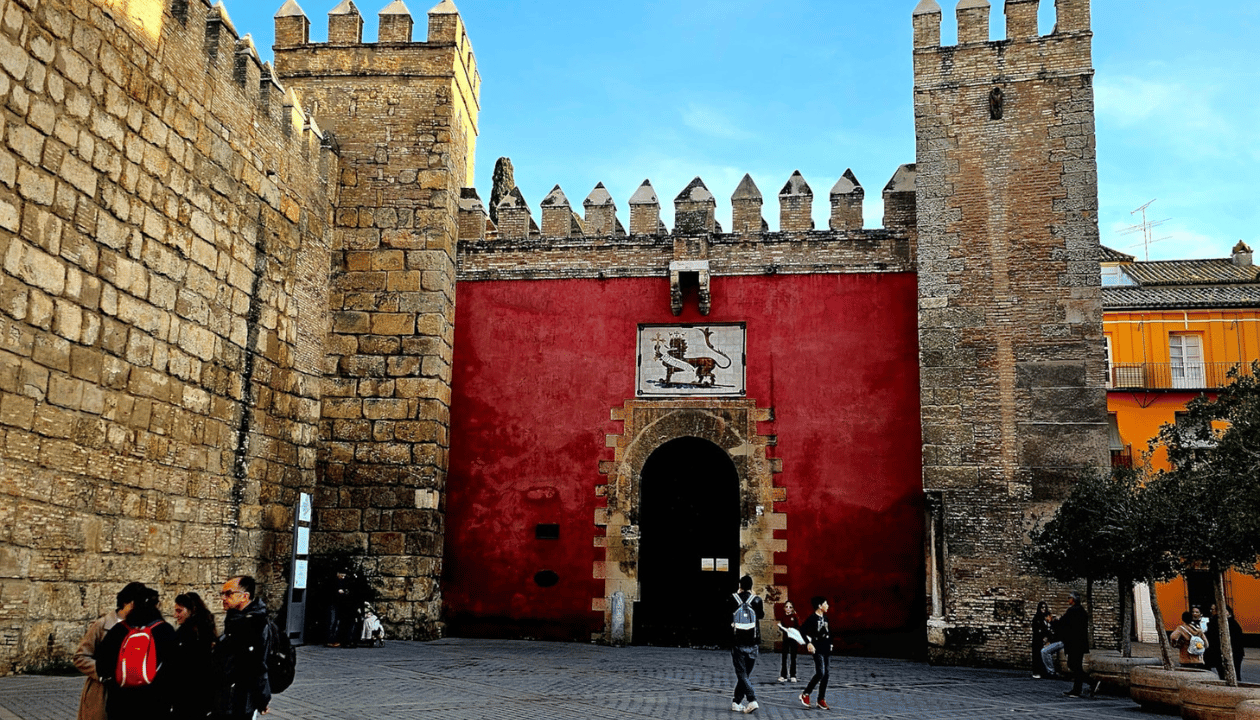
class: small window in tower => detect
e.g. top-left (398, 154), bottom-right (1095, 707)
top-left (534, 570), bottom-right (559, 588)
top-left (535, 523), bottom-right (560, 540)
top-left (988, 87), bottom-right (1004, 121)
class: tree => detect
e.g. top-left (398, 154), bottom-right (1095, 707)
top-left (1152, 363), bottom-right (1260, 687)
top-left (1026, 467), bottom-right (1179, 662)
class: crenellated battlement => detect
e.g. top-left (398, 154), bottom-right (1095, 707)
top-left (913, 0), bottom-right (1092, 90)
top-left (112, 0), bottom-right (335, 156)
top-left (273, 0), bottom-right (480, 97)
top-left (463, 168), bottom-right (914, 244)
top-left (273, 0), bottom-right (481, 185)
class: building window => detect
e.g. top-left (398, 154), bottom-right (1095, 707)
top-left (1101, 265), bottom-right (1135, 286)
top-left (1169, 333), bottom-right (1205, 389)
top-left (1105, 335), bottom-right (1113, 388)
top-left (1108, 413), bottom-right (1131, 467)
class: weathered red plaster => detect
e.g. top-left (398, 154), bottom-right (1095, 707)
top-left (444, 273), bottom-right (924, 641)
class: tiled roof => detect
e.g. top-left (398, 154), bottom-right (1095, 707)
top-left (1121, 258), bottom-right (1260, 286)
top-left (1103, 285), bottom-right (1260, 310)
top-left (1099, 245), bottom-right (1135, 262)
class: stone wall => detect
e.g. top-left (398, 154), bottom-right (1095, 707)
top-left (912, 0), bottom-right (1112, 665)
top-left (0, 0), bottom-right (333, 672)
top-left (272, 0), bottom-right (480, 640)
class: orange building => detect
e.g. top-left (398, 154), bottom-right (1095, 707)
top-left (1102, 242), bottom-right (1260, 643)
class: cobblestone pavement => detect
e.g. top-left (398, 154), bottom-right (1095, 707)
top-left (1, 639), bottom-right (1252, 720)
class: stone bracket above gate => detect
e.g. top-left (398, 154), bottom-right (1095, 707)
top-left (669, 260), bottom-right (711, 316)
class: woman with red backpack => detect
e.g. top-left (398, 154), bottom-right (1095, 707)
top-left (96, 585), bottom-right (178, 720)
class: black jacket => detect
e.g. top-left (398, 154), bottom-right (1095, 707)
top-left (727, 591), bottom-right (765, 646)
top-left (211, 599), bottom-right (271, 718)
top-left (1053, 603), bottom-right (1089, 655)
top-left (800, 612), bottom-right (832, 654)
top-left (1032, 610), bottom-right (1054, 647)
top-left (97, 618), bottom-right (178, 720)
top-left (171, 621), bottom-right (215, 719)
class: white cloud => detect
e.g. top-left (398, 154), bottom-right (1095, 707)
top-left (1095, 74), bottom-right (1255, 161)
top-left (680, 104), bottom-right (757, 141)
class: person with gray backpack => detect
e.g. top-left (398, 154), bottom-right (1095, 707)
top-left (727, 575), bottom-right (765, 714)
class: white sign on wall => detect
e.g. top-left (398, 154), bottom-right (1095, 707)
top-left (637, 323), bottom-right (746, 397)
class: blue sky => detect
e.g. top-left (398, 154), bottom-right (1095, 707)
top-left (228, 1), bottom-right (1259, 261)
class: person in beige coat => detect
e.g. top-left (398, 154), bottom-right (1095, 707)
top-left (73, 583), bottom-right (147, 720)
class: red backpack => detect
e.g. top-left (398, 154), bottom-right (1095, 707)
top-left (115, 621), bottom-right (161, 688)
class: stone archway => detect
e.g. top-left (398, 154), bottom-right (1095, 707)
top-left (593, 399), bottom-right (785, 646)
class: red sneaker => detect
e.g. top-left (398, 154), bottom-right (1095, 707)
top-left (799, 693), bottom-right (811, 708)
top-left (818, 699), bottom-right (830, 710)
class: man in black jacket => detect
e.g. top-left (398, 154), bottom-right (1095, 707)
top-left (212, 576), bottom-right (271, 720)
top-left (1054, 591), bottom-right (1093, 698)
top-left (799, 596), bottom-right (832, 711)
top-left (727, 575), bottom-right (764, 714)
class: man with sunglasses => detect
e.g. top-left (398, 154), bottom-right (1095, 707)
top-left (211, 576), bottom-right (271, 720)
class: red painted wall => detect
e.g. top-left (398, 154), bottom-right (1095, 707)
top-left (444, 273), bottom-right (924, 641)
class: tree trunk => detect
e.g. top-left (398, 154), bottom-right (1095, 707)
top-left (1148, 576), bottom-right (1174, 670)
top-left (1086, 578), bottom-right (1095, 649)
top-left (1215, 566), bottom-right (1238, 687)
top-left (1120, 576), bottom-right (1133, 658)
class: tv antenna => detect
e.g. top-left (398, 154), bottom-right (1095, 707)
top-left (1117, 199), bottom-right (1172, 261)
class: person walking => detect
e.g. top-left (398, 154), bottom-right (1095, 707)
top-left (1055, 591), bottom-right (1093, 699)
top-left (73, 583), bottom-right (147, 720)
top-left (727, 575), bottom-right (764, 714)
top-left (799, 596), bottom-right (832, 711)
top-left (171, 592), bottom-right (217, 720)
top-left (777, 600), bottom-right (800, 683)
top-left (1172, 610), bottom-right (1209, 669)
top-left (96, 586), bottom-right (178, 720)
top-left (211, 576), bottom-right (271, 720)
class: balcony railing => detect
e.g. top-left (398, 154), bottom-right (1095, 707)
top-left (1107, 362), bottom-right (1256, 391)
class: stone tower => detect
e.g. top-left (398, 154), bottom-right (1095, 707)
top-left (912, 0), bottom-right (1109, 664)
top-left (273, 0), bottom-right (480, 638)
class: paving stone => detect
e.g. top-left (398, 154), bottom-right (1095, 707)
top-left (5, 639), bottom-right (1252, 720)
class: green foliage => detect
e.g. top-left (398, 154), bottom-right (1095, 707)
top-left (1153, 362), bottom-right (1260, 577)
top-left (1026, 467), bottom-right (1177, 588)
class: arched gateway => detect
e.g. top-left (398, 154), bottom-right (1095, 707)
top-left (596, 400), bottom-right (785, 647)
top-left (635, 437), bottom-right (740, 647)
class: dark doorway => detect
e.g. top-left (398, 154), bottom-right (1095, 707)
top-left (634, 437), bottom-right (740, 648)
top-left (1185, 570), bottom-right (1231, 617)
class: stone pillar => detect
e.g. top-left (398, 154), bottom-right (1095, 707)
top-left (778, 171), bottom-right (813, 232)
top-left (540, 185), bottom-right (573, 239)
top-left (327, 0), bottom-right (363, 45)
top-left (629, 181), bottom-right (661, 236)
top-left (673, 178), bottom-right (716, 235)
top-left (731, 174), bottom-right (764, 234)
top-left (828, 169), bottom-right (864, 232)
top-left (583, 183), bottom-right (617, 237)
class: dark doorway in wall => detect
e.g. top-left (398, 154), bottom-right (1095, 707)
top-left (634, 437), bottom-right (740, 648)
top-left (1185, 570), bottom-right (1231, 619)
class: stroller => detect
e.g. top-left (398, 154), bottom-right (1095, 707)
top-left (359, 602), bottom-right (384, 647)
